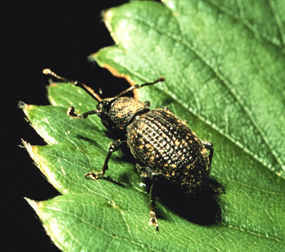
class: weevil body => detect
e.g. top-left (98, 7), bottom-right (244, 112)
top-left (43, 69), bottom-right (214, 230)
top-left (127, 107), bottom-right (212, 194)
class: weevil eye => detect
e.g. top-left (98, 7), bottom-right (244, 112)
top-left (96, 102), bottom-right (104, 111)
top-left (144, 101), bottom-right (150, 107)
top-left (96, 98), bottom-right (114, 112)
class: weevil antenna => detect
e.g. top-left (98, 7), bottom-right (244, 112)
top-left (42, 68), bottom-right (102, 102)
top-left (114, 77), bottom-right (165, 99)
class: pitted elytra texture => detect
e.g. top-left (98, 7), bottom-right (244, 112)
top-left (43, 69), bottom-right (217, 231)
top-left (127, 107), bottom-right (210, 194)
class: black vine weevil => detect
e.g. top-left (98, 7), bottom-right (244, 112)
top-left (43, 68), bottom-right (218, 230)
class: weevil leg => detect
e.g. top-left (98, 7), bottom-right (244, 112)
top-left (211, 187), bottom-right (226, 194)
top-left (67, 106), bottom-right (99, 119)
top-left (200, 140), bottom-right (213, 167)
top-left (149, 180), bottom-right (159, 231)
top-left (85, 140), bottom-right (126, 180)
top-left (136, 164), bottom-right (159, 230)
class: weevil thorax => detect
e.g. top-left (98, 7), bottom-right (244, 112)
top-left (96, 96), bottom-right (150, 135)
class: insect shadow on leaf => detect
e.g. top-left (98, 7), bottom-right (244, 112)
top-left (143, 177), bottom-right (224, 225)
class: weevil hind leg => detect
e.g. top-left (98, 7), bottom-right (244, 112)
top-left (200, 140), bottom-right (213, 167)
top-left (136, 164), bottom-right (160, 231)
top-left (211, 187), bottom-right (226, 194)
top-left (149, 180), bottom-right (159, 231)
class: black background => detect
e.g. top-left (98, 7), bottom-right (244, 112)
top-left (3, 1), bottom-right (132, 251)
top-left (3, 2), bottom-right (224, 251)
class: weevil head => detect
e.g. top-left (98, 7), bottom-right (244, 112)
top-left (96, 96), bottom-right (150, 135)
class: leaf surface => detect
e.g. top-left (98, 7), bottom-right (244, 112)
top-left (23, 1), bottom-right (285, 251)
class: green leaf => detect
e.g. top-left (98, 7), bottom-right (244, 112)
top-left (22, 1), bottom-right (285, 251)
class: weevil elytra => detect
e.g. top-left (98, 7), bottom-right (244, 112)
top-left (43, 69), bottom-right (217, 230)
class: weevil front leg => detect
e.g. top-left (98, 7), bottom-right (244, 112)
top-left (85, 140), bottom-right (126, 180)
top-left (67, 106), bottom-right (99, 119)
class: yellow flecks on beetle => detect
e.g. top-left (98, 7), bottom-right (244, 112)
top-left (175, 139), bottom-right (180, 146)
top-left (201, 149), bottom-right (207, 155)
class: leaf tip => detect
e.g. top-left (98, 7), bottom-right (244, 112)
top-left (49, 82), bottom-right (58, 87)
top-left (22, 140), bottom-right (63, 191)
top-left (22, 139), bottom-right (38, 157)
top-left (25, 197), bottom-right (44, 216)
top-left (24, 198), bottom-right (62, 250)
top-left (103, 9), bottom-right (114, 21)
top-left (22, 140), bottom-right (50, 176)
top-left (18, 101), bottom-right (34, 112)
